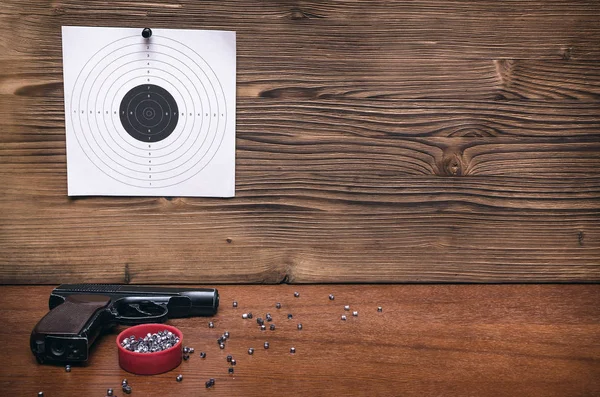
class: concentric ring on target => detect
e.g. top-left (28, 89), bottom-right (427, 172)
top-left (68, 33), bottom-right (228, 188)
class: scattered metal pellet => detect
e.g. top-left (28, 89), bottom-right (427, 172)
top-left (183, 354), bottom-right (190, 361)
top-left (205, 381), bottom-right (213, 388)
top-left (261, 324), bottom-right (266, 331)
top-left (266, 313), bottom-right (272, 321)
top-left (122, 379), bottom-right (128, 386)
top-left (183, 346), bottom-right (190, 354)
top-left (378, 306), bottom-right (383, 312)
top-left (224, 331), bottom-right (230, 338)
top-left (38, 392), bottom-right (44, 397)
top-left (233, 301), bottom-right (238, 308)
top-left (264, 341), bottom-right (269, 349)
top-left (200, 352), bottom-right (206, 358)
top-left (107, 388), bottom-right (114, 396)
top-left (65, 364), bottom-right (71, 372)
top-left (176, 374), bottom-right (183, 382)
top-left (290, 347), bottom-right (296, 354)
top-left (329, 294), bottom-right (335, 300)
top-left (231, 359), bottom-right (237, 365)
top-left (294, 292), bottom-right (300, 297)
top-left (297, 323), bottom-right (303, 330)
top-left (220, 343), bottom-right (225, 349)
top-left (341, 315), bottom-right (347, 321)
top-left (229, 367), bottom-right (234, 374)
top-left (276, 302), bottom-right (281, 309)
top-left (242, 313), bottom-right (248, 319)
top-left (257, 317), bottom-right (264, 325)
top-left (287, 314), bottom-right (293, 319)
top-left (353, 311), bottom-right (358, 317)
top-left (189, 347), bottom-right (195, 353)
top-left (227, 355), bottom-right (232, 362)
top-left (209, 321), bottom-right (214, 328)
top-left (123, 385), bottom-right (132, 394)
top-left (248, 348), bottom-right (254, 355)
top-left (344, 305), bottom-right (350, 311)
top-left (270, 324), bottom-right (276, 331)
top-left (247, 312), bottom-right (253, 319)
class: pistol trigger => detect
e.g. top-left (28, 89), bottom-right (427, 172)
top-left (127, 303), bottom-right (154, 317)
top-left (115, 301), bottom-right (168, 325)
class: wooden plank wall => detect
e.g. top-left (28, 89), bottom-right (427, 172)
top-left (0, 0), bottom-right (599, 284)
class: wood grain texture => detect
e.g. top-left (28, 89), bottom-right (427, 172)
top-left (0, 0), bottom-right (599, 283)
top-left (1, 1), bottom-right (600, 60)
top-left (1, 285), bottom-right (599, 396)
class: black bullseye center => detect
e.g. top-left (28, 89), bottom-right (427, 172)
top-left (134, 99), bottom-right (163, 128)
top-left (143, 107), bottom-right (155, 119)
top-left (120, 84), bottom-right (178, 143)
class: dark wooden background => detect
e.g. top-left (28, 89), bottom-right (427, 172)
top-left (0, 0), bottom-right (599, 283)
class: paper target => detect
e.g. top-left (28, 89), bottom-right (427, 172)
top-left (62, 26), bottom-right (236, 197)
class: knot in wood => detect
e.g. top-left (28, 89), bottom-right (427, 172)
top-left (290, 7), bottom-right (308, 20)
top-left (438, 148), bottom-right (466, 177)
top-left (289, 7), bottom-right (323, 20)
top-left (494, 59), bottom-right (516, 89)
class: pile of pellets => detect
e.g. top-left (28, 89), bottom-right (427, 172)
top-left (120, 330), bottom-right (180, 353)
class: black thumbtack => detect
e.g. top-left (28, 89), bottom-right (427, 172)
top-left (142, 28), bottom-right (152, 38)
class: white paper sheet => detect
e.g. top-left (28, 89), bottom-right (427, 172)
top-left (62, 26), bottom-right (236, 197)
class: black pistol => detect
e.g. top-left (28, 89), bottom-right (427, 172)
top-left (30, 284), bottom-right (219, 364)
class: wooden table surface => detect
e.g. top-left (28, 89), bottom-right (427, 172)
top-left (2, 285), bottom-right (599, 396)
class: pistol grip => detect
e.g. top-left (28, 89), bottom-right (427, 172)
top-left (31, 295), bottom-right (111, 363)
